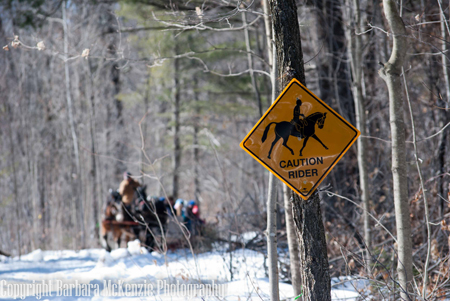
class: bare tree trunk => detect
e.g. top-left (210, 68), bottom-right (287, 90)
top-left (270, 0), bottom-right (331, 300)
top-left (193, 77), bottom-right (201, 201)
top-left (344, 0), bottom-right (372, 271)
top-left (172, 38), bottom-right (181, 199)
top-left (262, 0), bottom-right (274, 109)
top-left (378, 1), bottom-right (413, 299)
top-left (312, 0), bottom-right (355, 126)
top-left (38, 162), bottom-right (46, 249)
top-left (63, 0), bottom-right (85, 249)
top-left (7, 104), bottom-right (21, 257)
top-left (193, 124), bottom-right (200, 200)
top-left (439, 2), bottom-right (450, 218)
top-left (283, 185), bottom-right (302, 297)
top-left (112, 63), bottom-right (125, 179)
top-left (262, 0), bottom-right (273, 67)
top-left (104, 13), bottom-right (126, 183)
top-left (140, 72), bottom-right (151, 179)
top-left (263, 2), bottom-right (280, 297)
top-left (86, 60), bottom-right (99, 241)
top-left (242, 11), bottom-right (262, 117)
top-left (292, 191), bottom-right (331, 300)
top-left (266, 173), bottom-right (279, 301)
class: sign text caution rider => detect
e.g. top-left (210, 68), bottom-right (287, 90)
top-left (240, 78), bottom-right (360, 200)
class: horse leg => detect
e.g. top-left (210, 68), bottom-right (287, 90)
top-left (124, 226), bottom-right (136, 246)
top-left (100, 223), bottom-right (112, 252)
top-left (132, 225), bottom-right (140, 239)
top-left (145, 231), bottom-right (156, 251)
top-left (282, 135), bottom-right (294, 155)
top-left (117, 231), bottom-right (122, 249)
top-left (268, 135), bottom-right (281, 159)
top-left (102, 233), bottom-right (112, 252)
top-left (299, 137), bottom-right (309, 156)
top-left (112, 227), bottom-right (121, 249)
top-left (103, 234), bottom-right (111, 252)
top-left (312, 134), bottom-right (328, 150)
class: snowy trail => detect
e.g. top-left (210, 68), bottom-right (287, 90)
top-left (0, 242), bottom-right (362, 300)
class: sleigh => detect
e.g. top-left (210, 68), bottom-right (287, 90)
top-left (101, 219), bottom-right (139, 227)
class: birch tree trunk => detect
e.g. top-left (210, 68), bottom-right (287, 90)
top-left (283, 184), bottom-right (302, 296)
top-left (172, 38), bottom-right (181, 199)
top-left (242, 11), bottom-right (262, 117)
top-left (270, 0), bottom-right (331, 300)
top-left (266, 15), bottom-right (280, 301)
top-left (63, 1), bottom-right (85, 249)
top-left (378, 1), bottom-right (413, 299)
top-left (344, 0), bottom-right (372, 271)
top-left (266, 172), bottom-right (279, 301)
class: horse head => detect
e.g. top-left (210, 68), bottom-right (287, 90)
top-left (133, 185), bottom-right (146, 211)
top-left (108, 188), bottom-right (122, 203)
top-left (136, 185), bottom-right (147, 202)
top-left (105, 198), bottom-right (122, 221)
top-left (317, 112), bottom-right (327, 129)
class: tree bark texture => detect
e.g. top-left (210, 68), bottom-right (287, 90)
top-left (439, 6), bottom-right (450, 218)
top-left (270, 0), bottom-right (331, 300)
top-left (270, 0), bottom-right (305, 88)
top-left (292, 191), bottom-right (330, 300)
top-left (378, 0), bottom-right (413, 299)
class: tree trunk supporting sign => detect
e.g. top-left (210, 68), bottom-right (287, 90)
top-left (270, 0), bottom-right (331, 300)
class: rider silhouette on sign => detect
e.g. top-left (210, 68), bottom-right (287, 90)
top-left (291, 97), bottom-right (306, 137)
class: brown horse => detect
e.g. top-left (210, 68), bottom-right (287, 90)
top-left (100, 190), bottom-right (137, 252)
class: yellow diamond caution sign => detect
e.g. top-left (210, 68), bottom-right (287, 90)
top-left (240, 78), bottom-right (360, 200)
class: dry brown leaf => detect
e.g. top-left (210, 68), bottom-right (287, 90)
top-left (431, 239), bottom-right (439, 261)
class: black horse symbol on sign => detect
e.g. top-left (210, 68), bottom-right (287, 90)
top-left (261, 112), bottom-right (328, 159)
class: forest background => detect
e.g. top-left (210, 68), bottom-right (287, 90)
top-left (0, 0), bottom-right (450, 298)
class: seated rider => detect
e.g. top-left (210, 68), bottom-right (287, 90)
top-left (166, 196), bottom-right (176, 216)
top-left (118, 172), bottom-right (140, 221)
top-left (291, 97), bottom-right (306, 135)
top-left (183, 200), bottom-right (204, 235)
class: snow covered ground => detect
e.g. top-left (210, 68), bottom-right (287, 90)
top-left (0, 241), bottom-right (366, 300)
